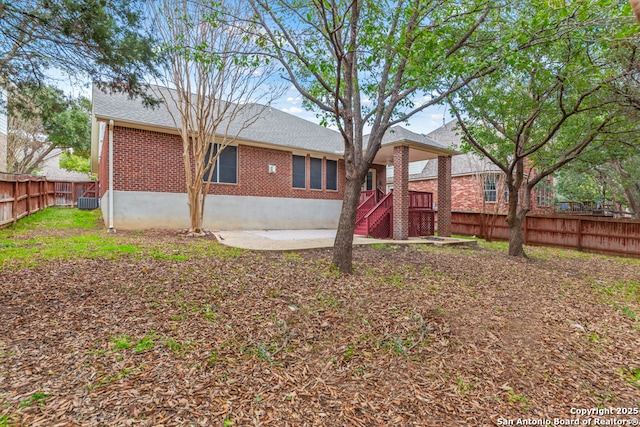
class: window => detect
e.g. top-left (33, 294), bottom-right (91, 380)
top-left (504, 186), bottom-right (520, 204)
top-left (204, 144), bottom-right (237, 184)
top-left (483, 174), bottom-right (497, 202)
top-left (310, 157), bottom-right (322, 190)
top-left (292, 155), bottom-right (306, 188)
top-left (326, 160), bottom-right (338, 191)
top-left (536, 181), bottom-right (553, 207)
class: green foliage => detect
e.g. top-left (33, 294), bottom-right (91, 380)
top-left (0, 0), bottom-right (157, 103)
top-left (19, 392), bottom-right (50, 408)
top-left (448, 0), bottom-right (640, 255)
top-left (6, 85), bottom-right (92, 174)
top-left (59, 152), bottom-right (91, 175)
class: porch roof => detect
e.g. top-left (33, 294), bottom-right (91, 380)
top-left (366, 126), bottom-right (459, 165)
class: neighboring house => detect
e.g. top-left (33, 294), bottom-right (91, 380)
top-left (36, 149), bottom-right (90, 182)
top-left (0, 89), bottom-right (7, 172)
top-left (389, 120), bottom-right (554, 215)
top-left (91, 85), bottom-right (457, 236)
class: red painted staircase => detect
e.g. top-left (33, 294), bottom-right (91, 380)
top-left (354, 190), bottom-right (436, 238)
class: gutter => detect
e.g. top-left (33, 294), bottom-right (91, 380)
top-left (108, 120), bottom-right (115, 232)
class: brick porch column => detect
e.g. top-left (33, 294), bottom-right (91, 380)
top-left (437, 155), bottom-right (452, 237)
top-left (393, 145), bottom-right (409, 240)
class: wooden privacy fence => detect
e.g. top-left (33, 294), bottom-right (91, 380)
top-left (451, 211), bottom-right (640, 257)
top-left (0, 173), bottom-right (97, 229)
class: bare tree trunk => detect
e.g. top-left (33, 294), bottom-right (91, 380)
top-left (507, 209), bottom-right (527, 257)
top-left (505, 175), bottom-right (530, 257)
top-left (333, 177), bottom-right (362, 274)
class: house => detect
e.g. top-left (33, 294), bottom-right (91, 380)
top-left (388, 120), bottom-right (554, 215)
top-left (90, 85), bottom-right (458, 237)
top-left (36, 149), bottom-right (91, 182)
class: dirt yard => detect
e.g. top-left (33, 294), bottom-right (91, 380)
top-left (1, 227), bottom-right (639, 426)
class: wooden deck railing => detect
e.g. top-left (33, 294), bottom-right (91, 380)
top-left (0, 173), bottom-right (97, 229)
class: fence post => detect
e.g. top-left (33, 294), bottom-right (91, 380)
top-left (577, 218), bottom-right (583, 251)
top-left (12, 180), bottom-right (18, 225)
top-left (71, 181), bottom-right (75, 206)
top-left (26, 179), bottom-right (31, 214)
top-left (523, 216), bottom-right (528, 244)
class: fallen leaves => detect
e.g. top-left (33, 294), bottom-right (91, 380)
top-left (0, 232), bottom-right (639, 426)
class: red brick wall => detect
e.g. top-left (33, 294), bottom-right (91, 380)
top-left (409, 174), bottom-right (552, 214)
top-left (99, 126), bottom-right (345, 200)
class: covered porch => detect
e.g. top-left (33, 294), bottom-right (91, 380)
top-left (357, 127), bottom-right (458, 239)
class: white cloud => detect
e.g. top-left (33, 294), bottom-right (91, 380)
top-left (281, 106), bottom-right (302, 114)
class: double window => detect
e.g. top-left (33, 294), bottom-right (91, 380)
top-left (292, 155), bottom-right (338, 191)
top-left (204, 144), bottom-right (237, 184)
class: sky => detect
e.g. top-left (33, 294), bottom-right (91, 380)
top-left (272, 85), bottom-right (452, 136)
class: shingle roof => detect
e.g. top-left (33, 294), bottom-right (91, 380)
top-left (408, 120), bottom-right (501, 180)
top-left (92, 85), bottom-right (345, 155)
top-left (92, 85), bottom-right (457, 158)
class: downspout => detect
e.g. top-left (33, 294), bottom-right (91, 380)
top-left (108, 120), bottom-right (115, 232)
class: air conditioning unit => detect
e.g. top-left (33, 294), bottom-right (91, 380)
top-left (77, 197), bottom-right (99, 210)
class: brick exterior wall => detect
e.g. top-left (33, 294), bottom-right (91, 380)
top-left (437, 156), bottom-right (452, 237)
top-left (392, 146), bottom-right (409, 239)
top-left (99, 125), bottom-right (346, 200)
top-left (409, 174), bottom-right (553, 214)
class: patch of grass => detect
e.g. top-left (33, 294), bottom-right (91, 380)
top-left (316, 291), bottom-right (339, 309)
top-left (505, 387), bottom-right (528, 404)
top-left (19, 392), bottom-right (51, 408)
top-left (0, 208), bottom-right (100, 236)
top-left (344, 344), bottom-right (355, 362)
top-left (369, 243), bottom-right (398, 250)
top-left (149, 250), bottom-right (189, 261)
top-left (110, 335), bottom-right (134, 350)
top-left (89, 366), bottom-right (139, 390)
top-left (382, 271), bottom-right (404, 287)
top-left (133, 334), bottom-right (155, 353)
top-left (0, 414), bottom-right (14, 427)
top-left (618, 368), bottom-right (640, 388)
top-left (456, 374), bottom-right (477, 396)
top-left (164, 338), bottom-right (192, 354)
top-left (282, 252), bottom-right (302, 262)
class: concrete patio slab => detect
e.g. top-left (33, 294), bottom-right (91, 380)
top-left (214, 229), bottom-right (476, 251)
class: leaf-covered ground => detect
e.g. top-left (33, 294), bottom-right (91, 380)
top-left (1, 209), bottom-right (639, 426)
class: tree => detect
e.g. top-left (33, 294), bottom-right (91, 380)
top-left (149, 0), bottom-right (282, 234)
top-left (7, 85), bottom-right (90, 174)
top-left (0, 0), bottom-right (157, 102)
top-left (250, 0), bottom-right (495, 273)
top-left (449, 0), bottom-right (638, 257)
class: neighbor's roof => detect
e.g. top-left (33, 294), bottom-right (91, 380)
top-left (408, 119), bottom-right (501, 180)
top-left (92, 85), bottom-right (457, 159)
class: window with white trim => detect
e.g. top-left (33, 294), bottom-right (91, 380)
top-left (483, 174), bottom-right (498, 202)
top-left (535, 180), bottom-right (553, 207)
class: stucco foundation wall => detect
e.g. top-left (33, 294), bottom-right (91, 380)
top-left (101, 191), bottom-right (343, 230)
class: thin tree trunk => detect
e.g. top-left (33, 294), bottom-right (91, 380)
top-left (333, 177), bottom-right (362, 274)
